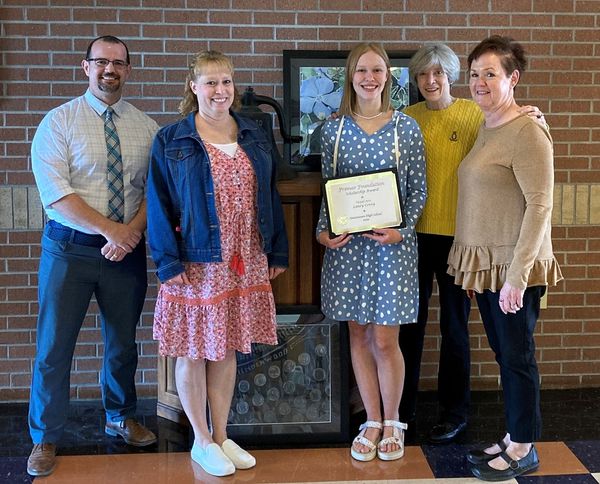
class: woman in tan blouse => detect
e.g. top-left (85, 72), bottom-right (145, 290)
top-left (447, 36), bottom-right (562, 481)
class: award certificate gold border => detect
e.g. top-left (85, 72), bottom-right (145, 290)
top-left (323, 169), bottom-right (405, 237)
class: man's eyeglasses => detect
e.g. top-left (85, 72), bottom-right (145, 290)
top-left (87, 58), bottom-right (129, 68)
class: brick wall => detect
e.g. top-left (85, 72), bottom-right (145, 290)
top-left (1, 1), bottom-right (599, 401)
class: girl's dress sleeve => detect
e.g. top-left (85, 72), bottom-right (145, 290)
top-left (316, 120), bottom-right (336, 237)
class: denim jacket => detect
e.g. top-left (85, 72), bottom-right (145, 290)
top-left (147, 111), bottom-right (289, 282)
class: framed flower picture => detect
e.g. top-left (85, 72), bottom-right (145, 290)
top-left (283, 49), bottom-right (419, 171)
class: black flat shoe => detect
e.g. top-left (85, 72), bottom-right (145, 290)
top-left (471, 445), bottom-right (539, 482)
top-left (467, 438), bottom-right (508, 465)
top-left (428, 421), bottom-right (467, 444)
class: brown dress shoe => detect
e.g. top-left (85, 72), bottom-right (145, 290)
top-left (27, 443), bottom-right (57, 476)
top-left (105, 418), bottom-right (157, 446)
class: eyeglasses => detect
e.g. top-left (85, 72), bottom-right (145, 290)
top-left (87, 58), bottom-right (129, 68)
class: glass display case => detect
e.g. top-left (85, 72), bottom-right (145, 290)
top-left (226, 313), bottom-right (349, 445)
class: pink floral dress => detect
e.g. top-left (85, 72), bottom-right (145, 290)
top-left (153, 143), bottom-right (278, 361)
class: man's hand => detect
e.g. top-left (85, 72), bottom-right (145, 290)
top-left (102, 221), bottom-right (142, 253)
top-left (50, 193), bottom-right (144, 253)
top-left (101, 243), bottom-right (127, 262)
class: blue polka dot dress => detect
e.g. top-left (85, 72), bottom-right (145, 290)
top-left (317, 111), bottom-right (427, 325)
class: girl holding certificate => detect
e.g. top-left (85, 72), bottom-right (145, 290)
top-left (316, 42), bottom-right (426, 462)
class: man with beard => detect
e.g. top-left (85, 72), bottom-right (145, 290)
top-left (27, 36), bottom-right (159, 477)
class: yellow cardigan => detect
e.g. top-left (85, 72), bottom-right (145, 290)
top-left (404, 98), bottom-right (483, 236)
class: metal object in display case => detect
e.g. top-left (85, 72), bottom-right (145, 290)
top-left (227, 314), bottom-right (349, 445)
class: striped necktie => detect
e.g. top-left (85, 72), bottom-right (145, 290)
top-left (103, 107), bottom-right (124, 223)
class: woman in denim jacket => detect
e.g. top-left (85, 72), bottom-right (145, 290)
top-left (147, 51), bottom-right (288, 477)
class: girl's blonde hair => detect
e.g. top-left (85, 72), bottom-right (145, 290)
top-left (338, 42), bottom-right (392, 116)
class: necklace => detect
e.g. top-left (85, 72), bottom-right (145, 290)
top-left (352, 110), bottom-right (383, 120)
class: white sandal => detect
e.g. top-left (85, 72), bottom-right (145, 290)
top-left (351, 420), bottom-right (382, 462)
top-left (377, 420), bottom-right (407, 461)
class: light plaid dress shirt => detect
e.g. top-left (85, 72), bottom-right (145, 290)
top-left (32, 89), bottom-right (159, 234)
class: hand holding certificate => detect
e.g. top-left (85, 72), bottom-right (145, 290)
top-left (323, 168), bottom-right (405, 237)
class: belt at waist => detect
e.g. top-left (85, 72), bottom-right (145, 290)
top-left (45, 220), bottom-right (107, 248)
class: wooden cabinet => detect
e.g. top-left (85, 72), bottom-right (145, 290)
top-left (270, 172), bottom-right (323, 308)
top-left (157, 173), bottom-right (324, 422)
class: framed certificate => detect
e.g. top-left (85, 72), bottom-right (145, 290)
top-left (323, 168), bottom-right (405, 237)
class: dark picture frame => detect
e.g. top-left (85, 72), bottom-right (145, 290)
top-left (283, 49), bottom-right (419, 172)
top-left (323, 168), bottom-right (407, 237)
top-left (227, 314), bottom-right (350, 445)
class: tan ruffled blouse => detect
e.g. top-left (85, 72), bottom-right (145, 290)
top-left (447, 115), bottom-right (563, 292)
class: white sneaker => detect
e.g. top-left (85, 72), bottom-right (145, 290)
top-left (221, 439), bottom-right (256, 469)
top-left (191, 442), bottom-right (235, 477)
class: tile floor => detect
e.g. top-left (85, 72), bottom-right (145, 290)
top-left (2, 388), bottom-right (599, 483)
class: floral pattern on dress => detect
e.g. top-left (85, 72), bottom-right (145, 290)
top-left (153, 143), bottom-right (278, 361)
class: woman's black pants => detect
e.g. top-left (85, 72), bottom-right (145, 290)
top-left (475, 285), bottom-right (545, 443)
